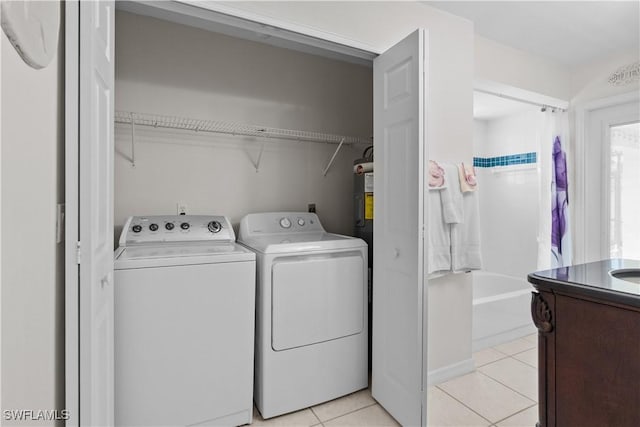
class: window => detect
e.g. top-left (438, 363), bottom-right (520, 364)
top-left (609, 122), bottom-right (640, 259)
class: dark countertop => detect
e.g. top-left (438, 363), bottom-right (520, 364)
top-left (528, 259), bottom-right (640, 308)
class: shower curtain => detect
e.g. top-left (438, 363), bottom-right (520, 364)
top-left (538, 111), bottom-right (572, 269)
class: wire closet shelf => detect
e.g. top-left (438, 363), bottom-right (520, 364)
top-left (114, 111), bottom-right (371, 145)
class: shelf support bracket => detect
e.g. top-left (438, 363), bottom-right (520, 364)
top-left (253, 142), bottom-right (266, 172)
top-left (322, 138), bottom-right (345, 176)
top-left (130, 113), bottom-right (136, 167)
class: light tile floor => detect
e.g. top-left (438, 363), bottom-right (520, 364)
top-left (250, 334), bottom-right (538, 427)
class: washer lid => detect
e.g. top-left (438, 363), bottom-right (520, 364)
top-left (239, 232), bottom-right (366, 254)
top-left (114, 243), bottom-right (255, 269)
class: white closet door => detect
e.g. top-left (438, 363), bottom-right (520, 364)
top-left (372, 29), bottom-right (428, 427)
top-left (79, 1), bottom-right (115, 425)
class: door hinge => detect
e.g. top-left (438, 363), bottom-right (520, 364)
top-left (76, 241), bottom-right (82, 265)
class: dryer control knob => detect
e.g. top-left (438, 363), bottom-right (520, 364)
top-left (180, 222), bottom-right (190, 230)
top-left (132, 225), bottom-right (142, 233)
top-left (297, 218), bottom-right (305, 226)
top-left (207, 221), bottom-right (222, 233)
top-left (279, 217), bottom-right (292, 229)
top-left (165, 222), bottom-right (175, 231)
top-left (149, 223), bottom-right (159, 232)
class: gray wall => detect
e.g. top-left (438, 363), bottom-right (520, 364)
top-left (114, 11), bottom-right (373, 237)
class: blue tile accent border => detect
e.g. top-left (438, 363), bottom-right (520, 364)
top-left (473, 152), bottom-right (537, 168)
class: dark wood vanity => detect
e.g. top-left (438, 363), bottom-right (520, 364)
top-left (528, 259), bottom-right (640, 427)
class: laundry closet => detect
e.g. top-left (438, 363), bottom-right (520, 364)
top-left (113, 8), bottom-right (373, 238)
top-left (69, 0), bottom-right (478, 424)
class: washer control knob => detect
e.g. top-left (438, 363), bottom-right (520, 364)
top-left (132, 225), bottom-right (142, 233)
top-left (149, 223), bottom-right (159, 232)
top-left (279, 217), bottom-right (292, 229)
top-left (207, 221), bottom-right (222, 233)
top-left (297, 218), bottom-right (305, 226)
top-left (165, 222), bottom-right (175, 231)
top-left (180, 222), bottom-right (190, 230)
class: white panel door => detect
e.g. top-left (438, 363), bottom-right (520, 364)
top-left (372, 29), bottom-right (427, 427)
top-left (79, 1), bottom-right (115, 425)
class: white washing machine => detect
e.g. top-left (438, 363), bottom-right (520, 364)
top-left (238, 212), bottom-right (368, 419)
top-left (114, 215), bottom-right (256, 426)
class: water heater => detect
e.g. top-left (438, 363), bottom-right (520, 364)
top-left (353, 148), bottom-right (373, 265)
top-left (353, 146), bottom-right (373, 366)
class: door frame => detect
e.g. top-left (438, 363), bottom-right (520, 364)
top-left (64, 1), bottom-right (379, 424)
top-left (574, 91), bottom-right (640, 264)
top-left (65, 1), bottom-right (80, 425)
top-left (116, 0), bottom-right (378, 65)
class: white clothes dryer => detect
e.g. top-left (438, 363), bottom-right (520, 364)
top-left (238, 212), bottom-right (368, 419)
top-left (114, 215), bottom-right (256, 426)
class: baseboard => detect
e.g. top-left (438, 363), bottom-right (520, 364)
top-left (427, 358), bottom-right (475, 386)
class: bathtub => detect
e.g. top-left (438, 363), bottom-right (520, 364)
top-left (471, 270), bottom-right (536, 351)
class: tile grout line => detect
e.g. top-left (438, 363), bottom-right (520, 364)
top-left (474, 352), bottom-right (511, 367)
top-left (491, 342), bottom-right (536, 357)
top-left (315, 401), bottom-right (379, 425)
top-left (476, 369), bottom-right (537, 404)
top-left (511, 353), bottom-right (537, 369)
top-left (480, 349), bottom-right (537, 373)
top-left (488, 353), bottom-right (538, 373)
top-left (491, 402), bottom-right (538, 426)
top-left (434, 385), bottom-right (494, 426)
top-left (310, 406), bottom-right (322, 424)
top-left (509, 346), bottom-right (537, 357)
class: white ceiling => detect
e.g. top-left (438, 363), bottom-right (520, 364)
top-left (425, 1), bottom-right (640, 67)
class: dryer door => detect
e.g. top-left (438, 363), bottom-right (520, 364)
top-left (271, 251), bottom-right (365, 351)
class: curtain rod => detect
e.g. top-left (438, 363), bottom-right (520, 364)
top-left (474, 88), bottom-right (567, 112)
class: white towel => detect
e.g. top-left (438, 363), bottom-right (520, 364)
top-left (439, 163), bottom-right (464, 224)
top-left (427, 189), bottom-right (451, 275)
top-left (451, 190), bottom-right (482, 273)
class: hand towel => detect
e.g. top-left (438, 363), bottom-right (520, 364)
top-left (451, 190), bottom-right (482, 273)
top-left (458, 162), bottom-right (477, 193)
top-left (439, 163), bottom-right (463, 223)
top-left (427, 189), bottom-right (451, 275)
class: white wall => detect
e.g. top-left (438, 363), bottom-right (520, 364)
top-left (474, 108), bottom-right (542, 279)
top-left (114, 11), bottom-right (372, 236)
top-left (475, 109), bottom-right (541, 157)
top-left (475, 19), bottom-right (638, 106)
top-left (1, 15), bottom-right (65, 426)
top-left (475, 35), bottom-right (572, 101)
top-left (571, 48), bottom-right (640, 104)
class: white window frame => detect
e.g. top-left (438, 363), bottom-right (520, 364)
top-left (574, 91), bottom-right (640, 264)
